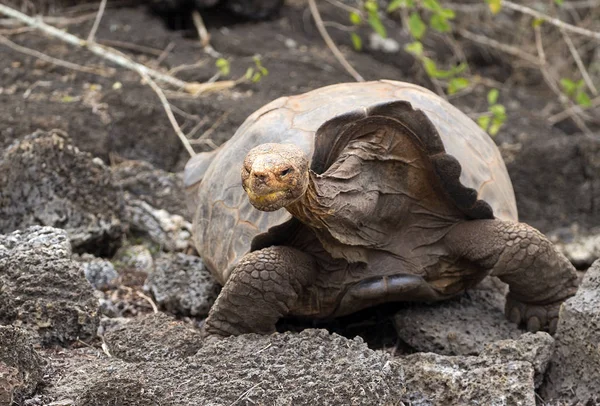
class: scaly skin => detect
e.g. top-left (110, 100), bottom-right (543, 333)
top-left (201, 246), bottom-right (318, 337)
top-left (444, 220), bottom-right (579, 333)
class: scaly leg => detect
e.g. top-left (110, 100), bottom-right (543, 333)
top-left (201, 246), bottom-right (318, 337)
top-left (444, 220), bottom-right (579, 333)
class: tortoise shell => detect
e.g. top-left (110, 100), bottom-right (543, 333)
top-left (185, 80), bottom-right (517, 285)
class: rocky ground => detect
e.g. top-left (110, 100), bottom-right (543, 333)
top-left (1, 1), bottom-right (600, 405)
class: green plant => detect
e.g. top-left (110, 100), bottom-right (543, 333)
top-left (215, 58), bottom-right (230, 76)
top-left (245, 56), bottom-right (269, 83)
top-left (477, 89), bottom-right (507, 136)
top-left (560, 78), bottom-right (592, 107)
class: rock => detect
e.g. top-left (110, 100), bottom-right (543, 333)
top-left (0, 130), bottom-right (126, 255)
top-left (74, 254), bottom-right (119, 290)
top-left (0, 226), bottom-right (99, 344)
top-left (145, 252), bottom-right (220, 317)
top-left (112, 244), bottom-right (154, 275)
top-left (398, 332), bottom-right (553, 406)
top-left (550, 226), bottom-right (600, 268)
top-left (103, 313), bottom-right (203, 362)
top-left (541, 259), bottom-right (600, 403)
top-left (507, 134), bottom-right (600, 233)
top-left (111, 159), bottom-right (190, 219)
top-left (482, 332), bottom-right (554, 389)
top-left (125, 198), bottom-right (192, 252)
top-left (393, 280), bottom-right (520, 356)
top-left (42, 328), bottom-right (404, 405)
top-left (0, 326), bottom-right (45, 405)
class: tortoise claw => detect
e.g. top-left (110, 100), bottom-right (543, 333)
top-left (505, 294), bottom-right (561, 334)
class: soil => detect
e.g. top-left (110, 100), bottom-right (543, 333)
top-left (1, 1), bottom-right (600, 404)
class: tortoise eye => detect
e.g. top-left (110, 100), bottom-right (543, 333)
top-left (280, 168), bottom-right (293, 177)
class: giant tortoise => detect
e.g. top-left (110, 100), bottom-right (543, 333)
top-left (185, 80), bottom-right (578, 337)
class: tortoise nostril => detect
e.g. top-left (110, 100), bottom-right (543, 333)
top-left (252, 172), bottom-right (268, 184)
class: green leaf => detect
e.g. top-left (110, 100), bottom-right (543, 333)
top-left (215, 58), bottom-right (230, 76)
top-left (487, 88), bottom-right (499, 105)
top-left (560, 78), bottom-right (577, 96)
top-left (478, 115), bottom-right (491, 131)
top-left (532, 17), bottom-right (544, 27)
top-left (251, 71), bottom-right (262, 83)
top-left (439, 8), bottom-right (455, 19)
top-left (404, 41), bottom-right (423, 56)
top-left (423, 57), bottom-right (439, 78)
top-left (429, 14), bottom-right (450, 33)
top-left (489, 118), bottom-right (504, 136)
top-left (449, 62), bottom-right (467, 76)
top-left (408, 12), bottom-right (426, 40)
top-left (486, 0), bottom-right (502, 14)
top-left (576, 91), bottom-right (592, 107)
top-left (368, 10), bottom-right (387, 38)
top-left (364, 0), bottom-right (378, 12)
top-left (422, 0), bottom-right (442, 12)
top-left (387, 0), bottom-right (414, 12)
top-left (448, 77), bottom-right (470, 95)
top-left (490, 104), bottom-right (507, 120)
top-left (349, 11), bottom-right (362, 25)
top-left (350, 32), bottom-right (363, 51)
top-left (245, 67), bottom-right (254, 80)
top-left (554, 0), bottom-right (564, 5)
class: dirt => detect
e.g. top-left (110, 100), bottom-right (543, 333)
top-left (1, 1), bottom-right (600, 404)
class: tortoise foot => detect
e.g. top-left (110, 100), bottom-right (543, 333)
top-left (505, 294), bottom-right (562, 334)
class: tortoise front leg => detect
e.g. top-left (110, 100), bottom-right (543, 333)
top-left (202, 246), bottom-right (318, 337)
top-left (444, 220), bottom-right (579, 333)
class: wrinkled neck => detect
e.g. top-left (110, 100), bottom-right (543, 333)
top-left (285, 171), bottom-right (327, 229)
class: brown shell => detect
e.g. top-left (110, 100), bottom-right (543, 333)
top-left (185, 80), bottom-right (517, 284)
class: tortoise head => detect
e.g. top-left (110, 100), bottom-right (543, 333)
top-left (242, 143), bottom-right (310, 211)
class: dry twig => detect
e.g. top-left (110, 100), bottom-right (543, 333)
top-left (136, 291), bottom-right (159, 313)
top-left (98, 39), bottom-right (164, 57)
top-left (548, 95), bottom-right (600, 124)
top-left (87, 0), bottom-right (107, 42)
top-left (190, 110), bottom-right (230, 144)
top-left (192, 10), bottom-right (220, 58)
top-left (229, 382), bottom-right (263, 406)
top-left (0, 4), bottom-right (234, 94)
top-left (533, 25), bottom-right (592, 134)
top-left (137, 67), bottom-right (197, 156)
top-left (459, 29), bottom-right (540, 67)
top-left (0, 33), bottom-right (113, 76)
top-left (560, 29), bottom-right (598, 95)
top-left (307, 0), bottom-right (364, 82)
top-left (503, 1), bottom-right (600, 41)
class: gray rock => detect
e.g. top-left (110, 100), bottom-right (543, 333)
top-left (551, 227), bottom-right (600, 268)
top-left (0, 226), bottom-right (99, 344)
top-left (145, 252), bottom-right (220, 317)
top-left (398, 333), bottom-right (553, 406)
top-left (125, 198), bottom-right (192, 252)
top-left (74, 254), bottom-right (119, 290)
top-left (42, 328), bottom-right (404, 405)
top-left (111, 159), bottom-right (190, 219)
top-left (112, 244), bottom-right (154, 275)
top-left (103, 313), bottom-right (203, 362)
top-left (541, 259), bottom-right (600, 403)
top-left (0, 326), bottom-right (45, 405)
top-left (0, 130), bottom-right (126, 254)
top-left (482, 332), bottom-right (554, 389)
top-left (393, 279), bottom-right (521, 356)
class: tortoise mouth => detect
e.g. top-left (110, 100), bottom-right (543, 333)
top-left (245, 188), bottom-right (290, 211)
